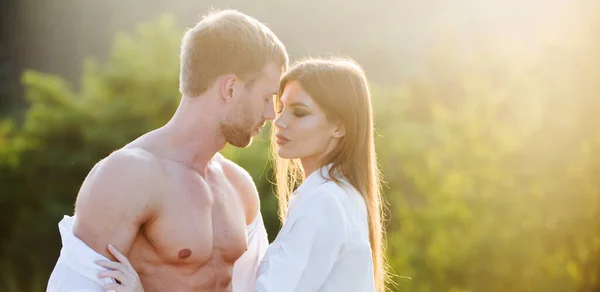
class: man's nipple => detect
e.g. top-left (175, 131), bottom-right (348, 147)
top-left (178, 248), bottom-right (192, 259)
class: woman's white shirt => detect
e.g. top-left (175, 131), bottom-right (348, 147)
top-left (255, 165), bottom-right (375, 292)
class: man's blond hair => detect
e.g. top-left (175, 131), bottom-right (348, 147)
top-left (179, 9), bottom-right (288, 97)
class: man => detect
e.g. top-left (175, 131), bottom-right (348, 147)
top-left (46, 9), bottom-right (288, 292)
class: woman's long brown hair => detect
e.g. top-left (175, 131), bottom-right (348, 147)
top-left (270, 57), bottom-right (389, 291)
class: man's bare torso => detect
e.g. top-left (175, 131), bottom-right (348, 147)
top-left (131, 158), bottom-right (248, 291)
top-left (73, 136), bottom-right (257, 292)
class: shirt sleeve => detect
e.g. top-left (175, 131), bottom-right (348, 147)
top-left (232, 213), bottom-right (270, 292)
top-left (254, 189), bottom-right (347, 292)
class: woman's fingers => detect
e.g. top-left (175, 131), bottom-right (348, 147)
top-left (96, 260), bottom-right (125, 271)
top-left (103, 283), bottom-right (122, 291)
top-left (108, 244), bottom-right (132, 267)
top-left (98, 270), bottom-right (127, 283)
top-left (96, 244), bottom-right (144, 292)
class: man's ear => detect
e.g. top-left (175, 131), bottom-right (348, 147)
top-left (220, 75), bottom-right (236, 101)
top-left (333, 121), bottom-right (346, 138)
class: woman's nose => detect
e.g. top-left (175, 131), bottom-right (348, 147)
top-left (274, 114), bottom-right (287, 129)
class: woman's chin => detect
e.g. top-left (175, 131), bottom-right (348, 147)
top-left (276, 148), bottom-right (293, 159)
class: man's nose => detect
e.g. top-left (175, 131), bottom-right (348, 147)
top-left (264, 103), bottom-right (276, 120)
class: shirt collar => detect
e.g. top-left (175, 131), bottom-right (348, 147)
top-left (294, 163), bottom-right (337, 195)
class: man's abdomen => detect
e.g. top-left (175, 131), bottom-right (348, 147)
top-left (137, 260), bottom-right (235, 292)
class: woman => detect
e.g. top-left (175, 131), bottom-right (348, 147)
top-left (97, 57), bottom-right (388, 292)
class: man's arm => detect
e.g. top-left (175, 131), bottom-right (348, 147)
top-left (218, 154), bottom-right (267, 292)
top-left (218, 154), bottom-right (260, 225)
top-left (73, 149), bottom-right (160, 260)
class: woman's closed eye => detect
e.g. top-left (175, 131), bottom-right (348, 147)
top-left (276, 104), bottom-right (308, 117)
top-left (292, 108), bottom-right (309, 117)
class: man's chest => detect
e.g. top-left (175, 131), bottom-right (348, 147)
top-left (136, 173), bottom-right (248, 266)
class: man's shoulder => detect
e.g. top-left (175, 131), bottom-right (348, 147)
top-left (214, 153), bottom-right (254, 183)
top-left (78, 147), bottom-right (164, 201)
top-left (95, 147), bottom-right (162, 175)
top-left (213, 153), bottom-right (260, 224)
top-left (108, 146), bottom-right (160, 163)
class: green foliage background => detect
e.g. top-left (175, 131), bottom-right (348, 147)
top-left (1, 12), bottom-right (599, 292)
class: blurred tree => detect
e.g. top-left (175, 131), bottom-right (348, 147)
top-left (1, 11), bottom-right (599, 292)
top-left (0, 14), bottom-right (181, 291)
top-left (378, 29), bottom-right (600, 291)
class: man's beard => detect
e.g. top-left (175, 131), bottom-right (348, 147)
top-left (220, 111), bottom-right (256, 148)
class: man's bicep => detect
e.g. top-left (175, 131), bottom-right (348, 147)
top-left (73, 155), bottom-right (156, 259)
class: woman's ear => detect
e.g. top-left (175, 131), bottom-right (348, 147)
top-left (332, 121), bottom-right (346, 138)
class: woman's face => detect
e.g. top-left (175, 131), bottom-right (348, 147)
top-left (274, 81), bottom-right (343, 163)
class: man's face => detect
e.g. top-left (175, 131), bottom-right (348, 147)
top-left (221, 63), bottom-right (281, 148)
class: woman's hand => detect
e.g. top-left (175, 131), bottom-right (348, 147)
top-left (96, 244), bottom-right (144, 292)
